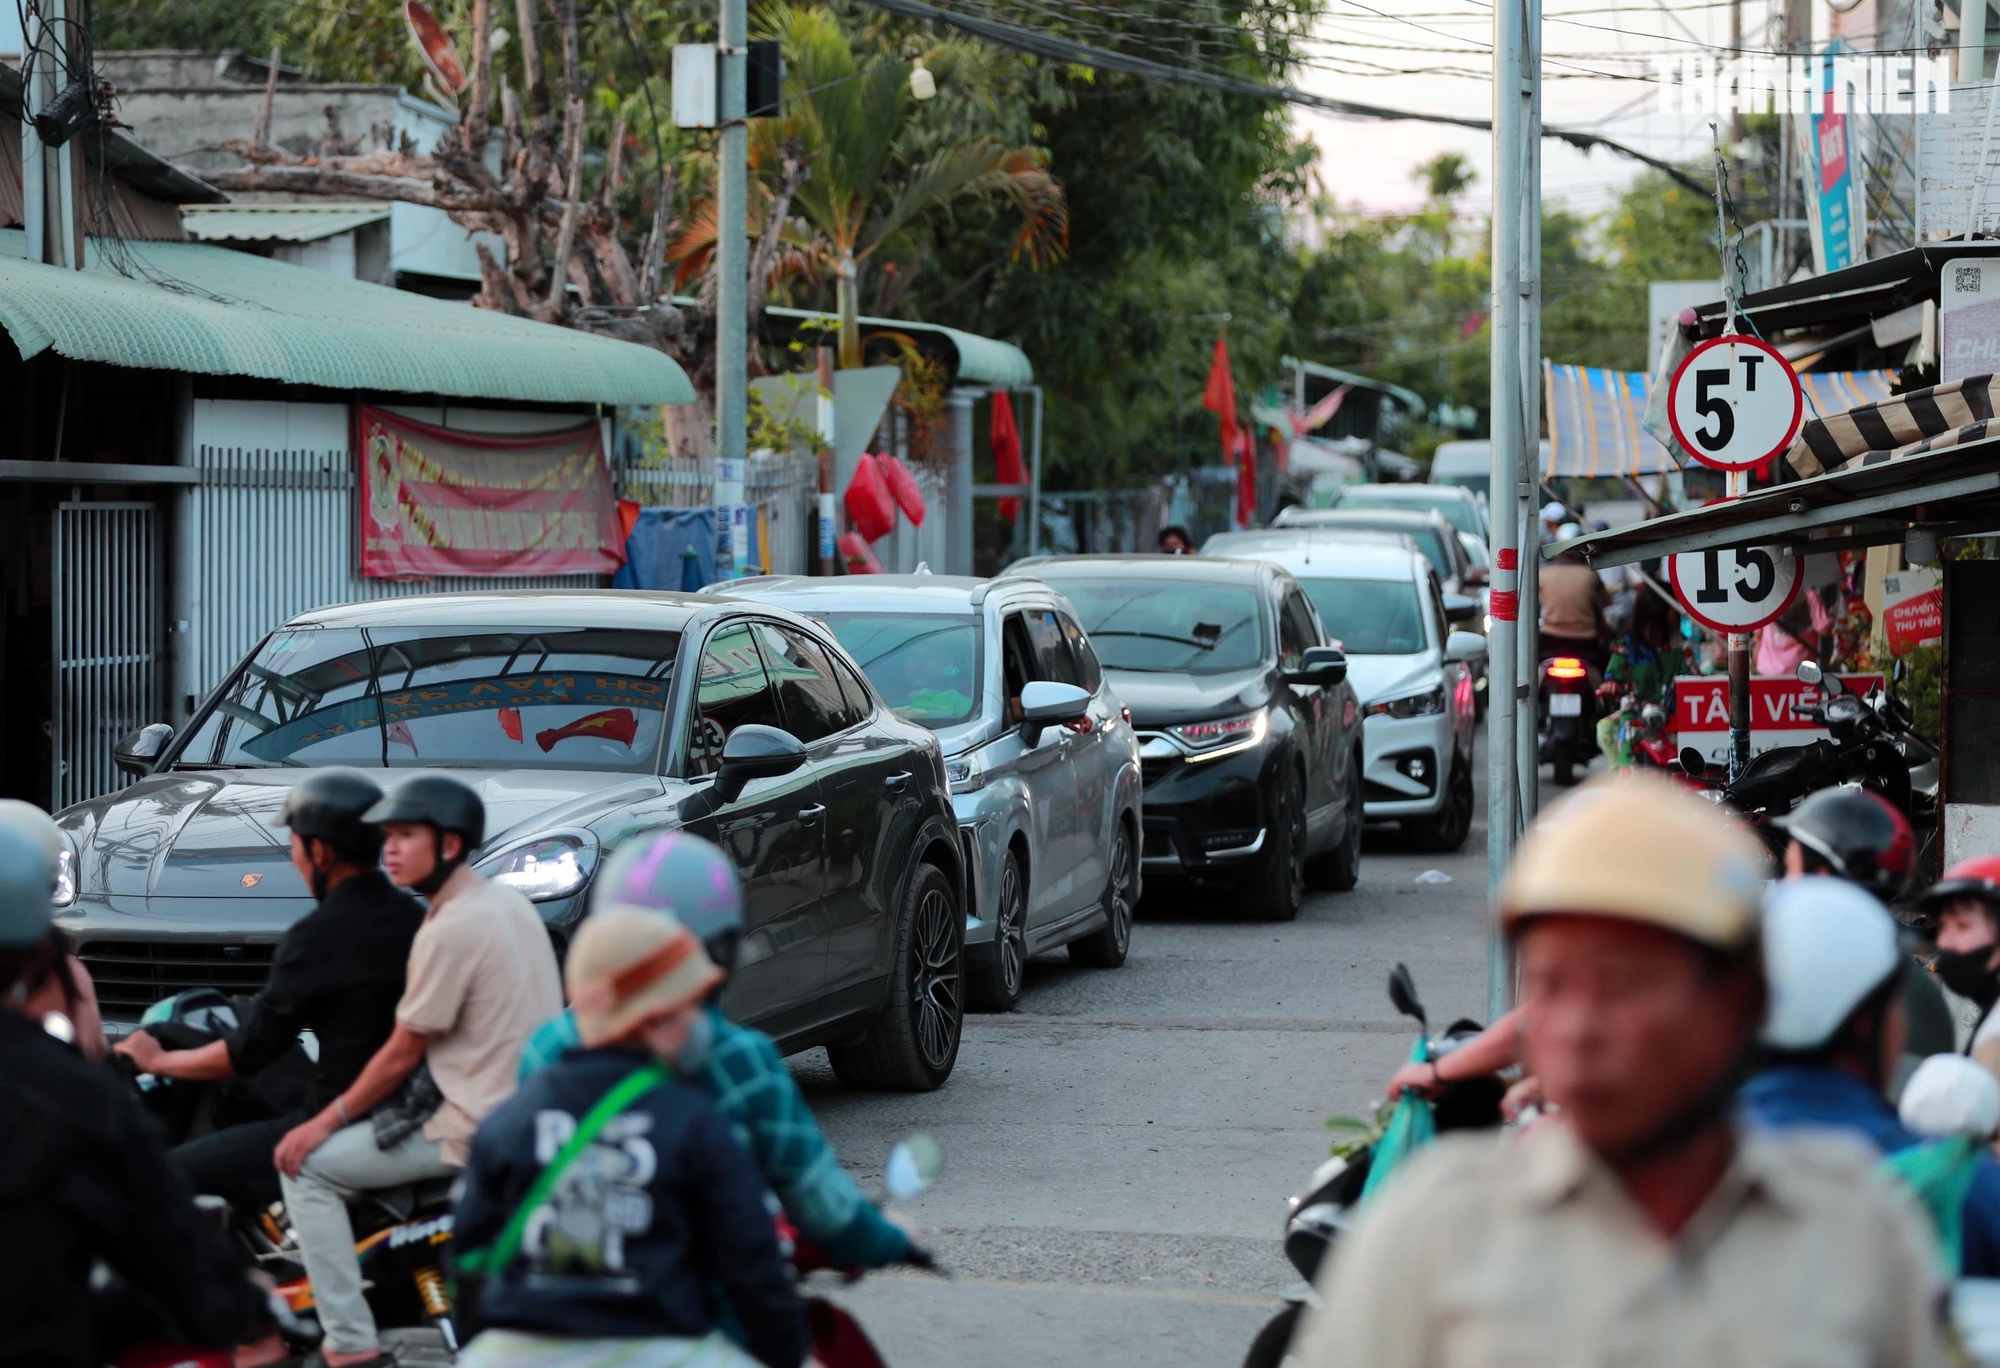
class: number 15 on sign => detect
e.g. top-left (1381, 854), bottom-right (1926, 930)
top-left (1667, 335), bottom-right (1803, 472)
top-left (1667, 544), bottom-right (1803, 633)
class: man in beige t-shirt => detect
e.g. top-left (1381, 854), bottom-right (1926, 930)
top-left (273, 775), bottom-right (561, 1367)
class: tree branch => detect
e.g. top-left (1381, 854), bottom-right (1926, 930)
top-left (466, 0), bottom-right (492, 156)
top-left (204, 163), bottom-right (491, 212)
top-left (543, 97), bottom-right (585, 317)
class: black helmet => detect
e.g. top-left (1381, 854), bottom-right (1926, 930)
top-left (364, 775), bottom-right (485, 847)
top-left (281, 769), bottom-right (386, 861)
top-left (1775, 787), bottom-right (1917, 902)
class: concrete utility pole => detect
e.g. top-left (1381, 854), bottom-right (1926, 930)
top-left (715, 0), bottom-right (749, 577)
top-left (1487, 0), bottom-right (1540, 1022)
top-left (20, 0), bottom-right (83, 270)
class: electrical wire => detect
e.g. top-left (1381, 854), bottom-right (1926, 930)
top-left (858, 0), bottom-right (1715, 194)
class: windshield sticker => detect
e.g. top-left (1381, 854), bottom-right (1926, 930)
top-left (240, 674), bottom-right (666, 761)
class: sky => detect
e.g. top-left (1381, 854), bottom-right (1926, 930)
top-left (1288, 0), bottom-right (1792, 220)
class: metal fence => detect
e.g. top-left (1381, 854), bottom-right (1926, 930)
top-left (53, 503), bottom-right (161, 809)
top-left (176, 442), bottom-right (603, 728)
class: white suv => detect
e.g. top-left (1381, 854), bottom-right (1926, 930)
top-left (1203, 533), bottom-right (1482, 851)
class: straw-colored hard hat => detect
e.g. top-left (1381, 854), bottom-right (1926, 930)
top-left (1499, 773), bottom-right (1770, 951)
top-left (566, 906), bottom-right (723, 1047)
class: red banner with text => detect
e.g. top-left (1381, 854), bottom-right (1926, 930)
top-left (358, 406), bottom-right (622, 579)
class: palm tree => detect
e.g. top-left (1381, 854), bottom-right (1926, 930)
top-left (757, 4), bottom-right (1066, 367)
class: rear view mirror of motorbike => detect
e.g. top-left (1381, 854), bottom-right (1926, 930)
top-left (885, 1134), bottom-right (944, 1202)
top-left (1795, 660), bottom-right (1822, 687)
top-left (1679, 746), bottom-right (1707, 778)
top-left (1387, 963), bottom-right (1427, 1031)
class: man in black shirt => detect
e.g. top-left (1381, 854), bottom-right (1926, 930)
top-left (0, 818), bottom-right (275, 1367)
top-left (116, 769), bottom-right (425, 1211)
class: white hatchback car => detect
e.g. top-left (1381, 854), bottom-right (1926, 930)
top-left (1203, 533), bottom-right (1483, 851)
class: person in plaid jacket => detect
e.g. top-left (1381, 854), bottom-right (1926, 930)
top-left (519, 831), bottom-right (913, 1269)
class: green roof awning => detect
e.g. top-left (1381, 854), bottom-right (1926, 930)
top-left (765, 305), bottom-right (1033, 387)
top-left (182, 204), bottom-right (393, 244)
top-left (0, 230), bottom-right (694, 406)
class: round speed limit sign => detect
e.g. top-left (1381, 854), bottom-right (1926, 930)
top-left (1667, 543), bottom-right (1803, 633)
top-left (1667, 335), bottom-right (1803, 472)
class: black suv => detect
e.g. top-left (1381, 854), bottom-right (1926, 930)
top-left (55, 592), bottom-right (968, 1089)
top-left (1003, 556), bottom-right (1364, 919)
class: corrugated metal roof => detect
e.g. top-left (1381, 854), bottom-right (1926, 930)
top-left (181, 204), bottom-right (393, 244)
top-left (0, 230), bottom-right (694, 406)
top-left (763, 305), bottom-right (1033, 387)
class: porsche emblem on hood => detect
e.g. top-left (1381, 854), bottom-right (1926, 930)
top-left (240, 873), bottom-right (262, 888)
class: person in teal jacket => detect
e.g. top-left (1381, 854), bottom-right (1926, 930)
top-left (519, 831), bottom-right (912, 1269)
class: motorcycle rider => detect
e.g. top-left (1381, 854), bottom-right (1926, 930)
top-left (0, 823), bottom-right (279, 1367)
top-left (0, 799), bottom-right (105, 1060)
top-left (453, 906), bottom-right (806, 1368)
top-left (1538, 543), bottom-right (1611, 670)
top-left (1917, 855), bottom-right (2000, 1078)
top-left (519, 830), bottom-right (917, 1269)
top-left (1776, 787), bottom-right (1955, 1061)
top-left (1740, 877), bottom-right (2000, 1276)
top-left (115, 769), bottom-right (426, 1213)
top-left (275, 774), bottom-right (563, 1368)
top-left (1386, 786), bottom-right (1952, 1118)
top-left (1303, 774), bottom-right (1945, 1368)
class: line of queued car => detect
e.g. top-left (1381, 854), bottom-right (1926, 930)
top-left (48, 495), bottom-right (1486, 1095)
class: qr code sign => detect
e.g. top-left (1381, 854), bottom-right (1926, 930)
top-left (1958, 265), bottom-right (1983, 293)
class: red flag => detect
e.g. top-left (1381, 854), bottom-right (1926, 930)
top-left (386, 721), bottom-right (418, 754)
top-left (991, 392), bottom-right (1025, 524)
top-left (1235, 429), bottom-right (1258, 529)
top-left (498, 707), bottom-right (523, 742)
top-left (536, 707), bottom-right (638, 753)
top-left (1202, 333), bottom-right (1240, 466)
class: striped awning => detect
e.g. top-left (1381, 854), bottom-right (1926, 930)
top-left (1546, 362), bottom-right (1895, 477)
top-left (1544, 364), bottom-right (1675, 476)
top-left (1787, 374), bottom-right (2000, 478)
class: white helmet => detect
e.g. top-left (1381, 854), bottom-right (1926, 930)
top-left (1900, 1054), bottom-right (2000, 1140)
top-left (1759, 877), bottom-right (1901, 1051)
top-left (1540, 500), bottom-right (1569, 524)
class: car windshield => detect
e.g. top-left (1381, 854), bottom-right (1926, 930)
top-left (174, 625), bottom-right (680, 771)
top-left (1299, 578), bottom-right (1429, 655)
top-left (1338, 488), bottom-right (1480, 537)
top-left (816, 613), bottom-right (981, 729)
top-left (1049, 578), bottom-right (1265, 674)
top-left (1330, 520), bottom-right (1450, 581)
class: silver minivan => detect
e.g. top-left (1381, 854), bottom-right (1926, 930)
top-left (709, 575), bottom-right (1143, 1011)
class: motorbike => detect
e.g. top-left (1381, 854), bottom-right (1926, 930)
top-left (1679, 659), bottom-right (1939, 868)
top-left (1241, 966), bottom-right (1503, 1368)
top-left (789, 1135), bottom-right (946, 1368)
top-left (117, 989), bottom-right (463, 1356)
top-left (1537, 650), bottom-right (1603, 786)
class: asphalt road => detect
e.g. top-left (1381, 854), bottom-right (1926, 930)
top-left (794, 732), bottom-right (1530, 1368)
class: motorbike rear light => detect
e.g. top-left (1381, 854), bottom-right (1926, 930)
top-left (1547, 657), bottom-right (1588, 680)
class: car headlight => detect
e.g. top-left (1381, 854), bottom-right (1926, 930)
top-left (52, 843), bottom-right (76, 909)
top-left (945, 752), bottom-right (984, 794)
top-left (1365, 685), bottom-right (1447, 720)
top-left (484, 836), bottom-right (593, 901)
top-left (1169, 708), bottom-right (1268, 762)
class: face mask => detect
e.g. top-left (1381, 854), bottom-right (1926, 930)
top-left (1935, 947), bottom-right (2000, 1007)
top-left (671, 1007), bottom-right (715, 1075)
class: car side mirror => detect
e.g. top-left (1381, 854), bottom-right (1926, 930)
top-left (1285, 645), bottom-right (1348, 688)
top-left (1019, 680), bottom-right (1092, 748)
top-left (1461, 563), bottom-right (1488, 585)
top-left (113, 722), bottom-right (174, 777)
top-left (1443, 593), bottom-right (1480, 623)
top-left (712, 724), bottom-right (807, 805)
top-left (1445, 631), bottom-right (1486, 663)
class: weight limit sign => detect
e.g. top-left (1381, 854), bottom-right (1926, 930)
top-left (1666, 335), bottom-right (1804, 473)
top-left (1667, 544), bottom-right (1804, 634)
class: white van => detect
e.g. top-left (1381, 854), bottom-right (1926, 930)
top-left (1427, 439), bottom-right (1550, 502)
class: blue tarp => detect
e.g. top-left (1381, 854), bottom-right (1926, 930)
top-left (614, 507), bottom-right (717, 591)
